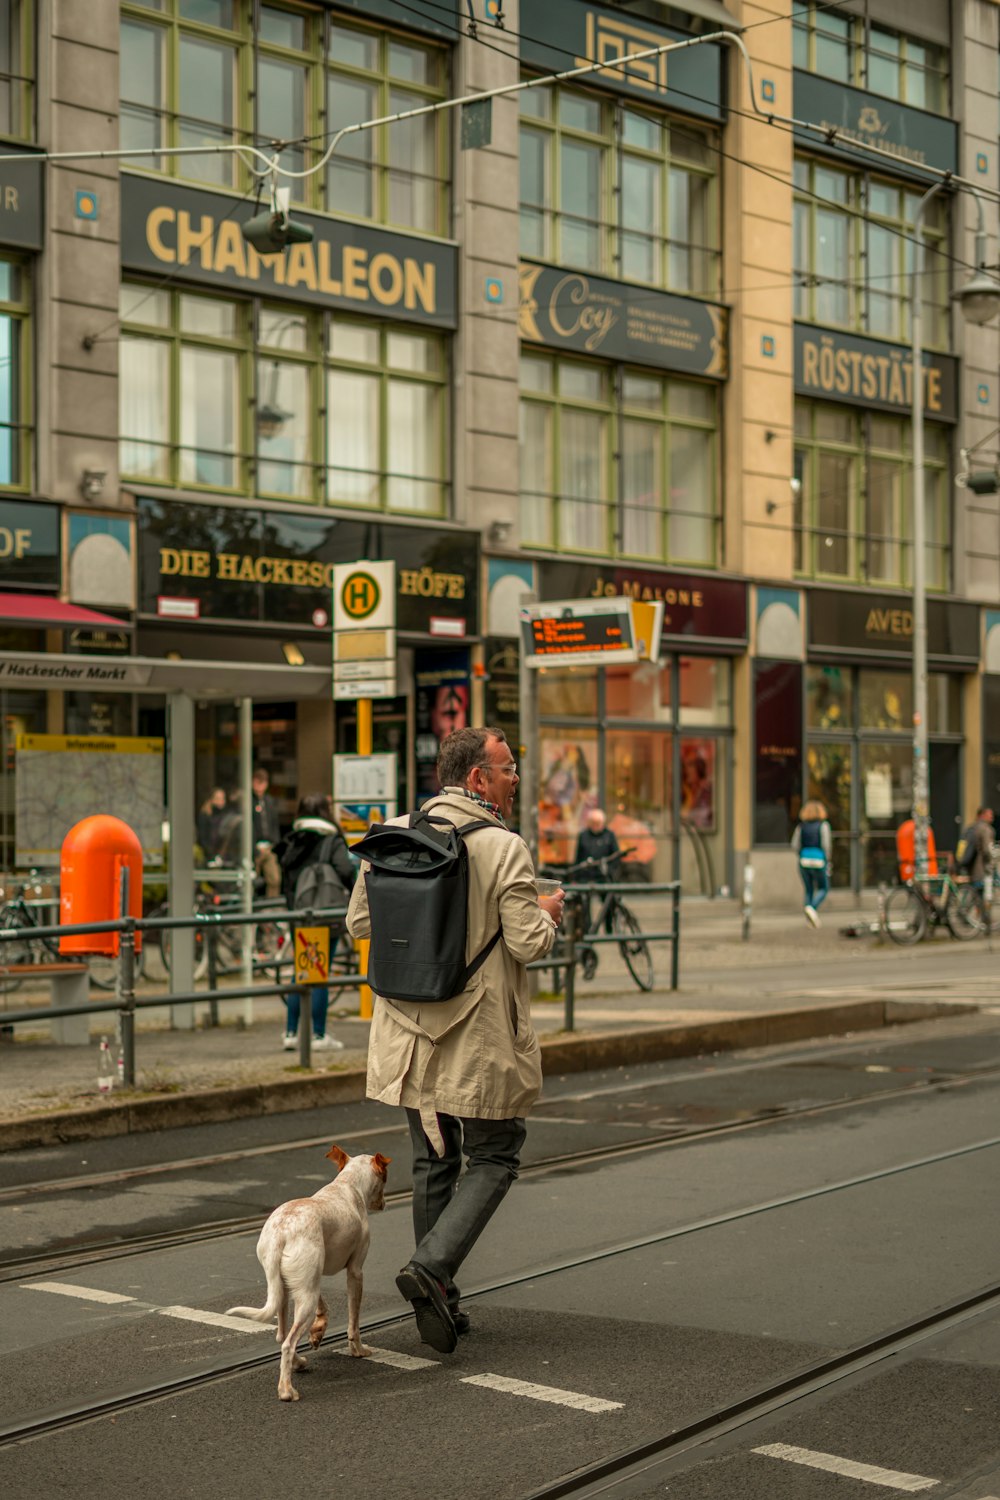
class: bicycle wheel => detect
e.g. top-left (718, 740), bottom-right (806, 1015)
top-left (947, 885), bottom-right (986, 941)
top-left (612, 902), bottom-right (654, 991)
top-left (883, 885), bottom-right (926, 945)
top-left (0, 907), bottom-right (33, 994)
top-left (87, 944), bottom-right (146, 990)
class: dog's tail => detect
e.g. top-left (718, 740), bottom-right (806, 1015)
top-left (225, 1300), bottom-right (278, 1322)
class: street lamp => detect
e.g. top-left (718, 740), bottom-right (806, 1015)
top-left (911, 186), bottom-right (1000, 877)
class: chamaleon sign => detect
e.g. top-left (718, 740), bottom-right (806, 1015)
top-left (332, 560), bottom-right (396, 700)
top-left (120, 175), bottom-right (458, 329)
top-left (521, 598), bottom-right (643, 667)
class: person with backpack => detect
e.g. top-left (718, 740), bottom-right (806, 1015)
top-left (346, 726), bottom-right (563, 1354)
top-left (275, 793), bottom-right (355, 1052)
top-left (791, 799), bottom-right (832, 929)
top-left (957, 806), bottom-right (995, 889)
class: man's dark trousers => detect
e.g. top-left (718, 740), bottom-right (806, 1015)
top-left (405, 1110), bottom-right (527, 1309)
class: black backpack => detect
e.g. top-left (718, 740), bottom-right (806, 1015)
top-left (956, 825), bottom-right (978, 872)
top-left (353, 811), bottom-right (501, 1002)
top-left (292, 837), bottom-right (349, 914)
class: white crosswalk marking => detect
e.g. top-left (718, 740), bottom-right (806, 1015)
top-left (23, 1282), bottom-right (135, 1304)
top-left (754, 1443), bottom-right (939, 1491)
top-left (158, 1306), bottom-right (270, 1332)
top-left (461, 1373), bottom-right (623, 1412)
top-left (336, 1346), bottom-right (440, 1371)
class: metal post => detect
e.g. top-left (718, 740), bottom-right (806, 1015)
top-left (207, 921), bottom-right (219, 1026)
top-left (911, 182), bottom-right (944, 880)
top-left (167, 691), bottom-right (196, 1027)
top-left (670, 884), bottom-right (680, 991)
top-left (117, 865), bottom-right (137, 1087)
top-left (298, 981), bottom-right (312, 1069)
top-left (239, 697), bottom-right (255, 1025)
top-left (517, 590), bottom-right (539, 866)
top-left (562, 904), bottom-right (577, 1033)
top-left (357, 696), bottom-right (374, 1021)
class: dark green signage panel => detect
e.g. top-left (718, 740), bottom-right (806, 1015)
top-left (808, 588), bottom-right (979, 664)
top-left (120, 175), bottom-right (458, 329)
top-left (792, 72), bottom-right (958, 179)
top-left (0, 150), bottom-right (43, 251)
top-left (324, 0), bottom-right (459, 38)
top-left (137, 497), bottom-right (478, 635)
top-left (521, 0), bottom-right (725, 122)
top-left (520, 261), bottom-right (727, 378)
top-left (794, 324), bottom-right (958, 425)
top-left (0, 497), bottom-right (59, 587)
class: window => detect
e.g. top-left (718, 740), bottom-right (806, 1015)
top-left (793, 4), bottom-right (949, 114)
top-left (0, 257), bottom-right (29, 488)
top-left (794, 400), bottom-right (949, 589)
top-left (119, 281), bottom-right (449, 514)
top-left (119, 4), bottom-right (450, 234)
top-left (520, 352), bottom-right (718, 564)
top-left (519, 83), bottom-right (719, 295)
top-left (794, 159), bottom-right (948, 347)
top-left (0, 0), bottom-right (32, 139)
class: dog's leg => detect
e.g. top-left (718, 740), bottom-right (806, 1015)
top-left (278, 1295), bottom-right (319, 1401)
top-left (308, 1293), bottom-right (329, 1349)
top-left (346, 1268), bottom-right (372, 1358)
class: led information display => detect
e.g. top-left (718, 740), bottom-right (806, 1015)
top-left (521, 599), bottom-right (639, 667)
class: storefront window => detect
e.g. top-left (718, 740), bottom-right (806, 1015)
top-left (119, 286), bottom-right (449, 513)
top-left (519, 83), bottom-right (719, 296)
top-left (679, 657), bottom-right (730, 725)
top-left (606, 661), bottom-right (670, 723)
top-left (794, 158), bottom-right (948, 347)
top-left (537, 665), bottom-right (597, 718)
top-left (539, 729), bottom-right (597, 867)
top-left (806, 664), bottom-right (852, 731)
top-left (119, 4), bottom-right (450, 230)
top-left (794, 401), bottom-right (949, 589)
top-left (520, 353), bottom-right (719, 565)
top-left (0, 259), bottom-right (30, 490)
top-left (792, 5), bottom-right (949, 114)
top-left (0, 1), bottom-right (33, 140)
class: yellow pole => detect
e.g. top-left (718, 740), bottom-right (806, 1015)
top-left (357, 697), bottom-right (373, 1018)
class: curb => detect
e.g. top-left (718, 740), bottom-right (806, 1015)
top-left (0, 998), bottom-right (975, 1152)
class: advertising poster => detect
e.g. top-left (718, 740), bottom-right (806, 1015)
top-left (414, 648), bottom-right (470, 802)
top-left (539, 734), bottom-right (598, 867)
top-left (680, 738), bottom-right (715, 833)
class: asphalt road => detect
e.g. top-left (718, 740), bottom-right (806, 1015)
top-left (2, 1012), bottom-right (999, 1500)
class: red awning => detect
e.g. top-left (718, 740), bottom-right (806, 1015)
top-left (0, 593), bottom-right (130, 628)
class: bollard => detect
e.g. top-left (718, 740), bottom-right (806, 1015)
top-left (670, 884), bottom-right (680, 991)
top-left (741, 860), bottom-right (754, 942)
top-left (298, 984), bottom-right (312, 1069)
top-left (206, 921), bottom-right (220, 1027)
top-left (117, 866), bottom-right (137, 1088)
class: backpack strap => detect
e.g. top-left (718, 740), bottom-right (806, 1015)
top-left (462, 926), bottom-right (502, 987)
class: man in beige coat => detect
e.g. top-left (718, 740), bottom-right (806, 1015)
top-left (347, 726), bottom-right (563, 1353)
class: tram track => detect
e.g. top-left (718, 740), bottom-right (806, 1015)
top-left (2, 1132), bottom-right (998, 1448)
top-left (3, 1063), bottom-right (998, 1285)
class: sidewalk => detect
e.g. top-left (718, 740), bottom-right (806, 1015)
top-left (1, 896), bottom-right (988, 1150)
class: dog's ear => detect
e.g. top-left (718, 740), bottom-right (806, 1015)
top-left (372, 1153), bottom-right (392, 1180)
top-left (326, 1144), bottom-right (350, 1170)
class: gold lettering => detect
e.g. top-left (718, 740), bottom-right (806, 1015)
top-left (271, 559), bottom-right (292, 585)
top-left (802, 339), bottom-right (819, 388)
top-left (291, 560), bottom-right (309, 585)
top-left (217, 553), bottom-right (239, 579)
top-left (405, 257), bottom-right (436, 314)
top-left (888, 360), bottom-right (905, 406)
top-left (834, 348), bottom-right (851, 394)
top-left (189, 551), bottom-right (210, 578)
top-left (256, 557), bottom-right (273, 583)
top-left (693, 591), bottom-right (703, 606)
top-left (400, 570), bottom-right (418, 596)
top-left (176, 211), bottom-right (213, 270)
top-left (343, 245), bottom-right (369, 300)
top-left (819, 344), bottom-right (835, 390)
top-left (285, 242), bottom-right (318, 292)
top-left (213, 219), bottom-right (247, 278)
top-left (237, 555), bottom-right (256, 582)
top-left (926, 366), bottom-right (942, 413)
top-left (160, 547), bottom-right (181, 576)
top-left (318, 240), bottom-right (342, 295)
top-left (369, 251), bottom-right (403, 306)
top-left (4, 186), bottom-right (17, 211)
top-left (0, 526), bottom-right (31, 558)
top-left (861, 354), bottom-right (877, 399)
top-left (146, 206), bottom-right (175, 263)
top-left (575, 11), bottom-right (668, 95)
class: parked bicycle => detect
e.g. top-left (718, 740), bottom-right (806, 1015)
top-left (0, 879), bottom-right (133, 992)
top-left (544, 847), bottom-right (654, 991)
top-left (882, 869), bottom-right (984, 945)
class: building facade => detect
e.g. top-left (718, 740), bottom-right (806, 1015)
top-left (1, 0), bottom-right (999, 902)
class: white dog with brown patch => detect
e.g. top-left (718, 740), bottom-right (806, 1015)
top-left (227, 1144), bottom-right (391, 1401)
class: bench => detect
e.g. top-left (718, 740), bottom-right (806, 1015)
top-left (0, 963), bottom-right (93, 1045)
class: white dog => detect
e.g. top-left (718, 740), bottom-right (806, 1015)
top-left (227, 1143), bottom-right (391, 1401)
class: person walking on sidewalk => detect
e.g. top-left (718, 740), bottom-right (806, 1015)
top-left (347, 726), bottom-right (563, 1353)
top-left (792, 799), bottom-right (832, 929)
top-left (275, 794), bottom-right (355, 1052)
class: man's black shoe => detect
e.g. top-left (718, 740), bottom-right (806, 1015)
top-left (396, 1262), bottom-right (458, 1354)
top-left (451, 1307), bottom-right (471, 1336)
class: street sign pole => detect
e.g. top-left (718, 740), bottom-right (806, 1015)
top-left (518, 591), bottom-right (539, 866)
top-left (356, 696), bottom-right (373, 1019)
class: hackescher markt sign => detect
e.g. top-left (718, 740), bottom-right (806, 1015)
top-left (120, 175), bottom-right (458, 329)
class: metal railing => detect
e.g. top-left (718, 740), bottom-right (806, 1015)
top-left (1, 878), bottom-right (683, 1076)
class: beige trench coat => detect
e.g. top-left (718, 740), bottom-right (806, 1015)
top-left (346, 791), bottom-right (556, 1154)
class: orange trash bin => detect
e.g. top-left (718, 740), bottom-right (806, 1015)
top-left (59, 815), bottom-right (143, 957)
